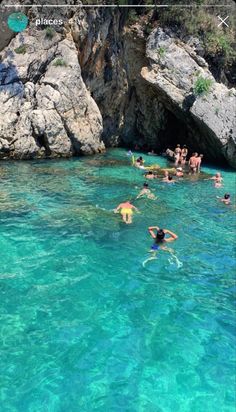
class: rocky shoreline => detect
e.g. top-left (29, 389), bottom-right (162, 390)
top-left (0, 5), bottom-right (235, 167)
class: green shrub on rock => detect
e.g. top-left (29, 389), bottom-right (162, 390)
top-left (14, 45), bottom-right (27, 54)
top-left (53, 58), bottom-right (67, 67)
top-left (194, 76), bottom-right (213, 96)
top-left (45, 27), bottom-right (55, 39)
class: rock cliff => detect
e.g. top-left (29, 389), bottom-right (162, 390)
top-left (0, 5), bottom-right (235, 167)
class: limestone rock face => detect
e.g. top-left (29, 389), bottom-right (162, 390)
top-left (0, 28), bottom-right (104, 159)
top-left (70, 10), bottom-right (169, 150)
top-left (142, 28), bottom-right (236, 166)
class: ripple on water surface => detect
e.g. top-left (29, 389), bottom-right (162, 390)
top-left (0, 149), bottom-right (235, 412)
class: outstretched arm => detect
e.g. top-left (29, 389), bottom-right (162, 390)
top-left (114, 204), bottom-right (122, 212)
top-left (164, 229), bottom-right (178, 242)
top-left (136, 192), bottom-right (143, 199)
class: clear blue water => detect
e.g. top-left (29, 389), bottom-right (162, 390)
top-left (0, 148), bottom-right (235, 412)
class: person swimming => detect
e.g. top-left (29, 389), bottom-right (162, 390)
top-left (218, 193), bottom-right (231, 205)
top-left (210, 172), bottom-right (223, 188)
top-left (135, 156), bottom-right (145, 168)
top-left (164, 175), bottom-right (175, 183)
top-left (148, 149), bottom-right (157, 156)
top-left (114, 201), bottom-right (139, 224)
top-left (136, 183), bottom-right (156, 200)
top-left (162, 170), bottom-right (169, 182)
top-left (148, 226), bottom-right (178, 252)
top-left (145, 170), bottom-right (155, 179)
top-left (175, 167), bottom-right (184, 177)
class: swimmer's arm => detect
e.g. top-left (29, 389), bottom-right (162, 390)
top-left (164, 229), bottom-right (178, 242)
top-left (114, 204), bottom-right (122, 212)
top-left (136, 191), bottom-right (144, 199)
top-left (148, 226), bottom-right (159, 239)
top-left (132, 205), bottom-right (139, 212)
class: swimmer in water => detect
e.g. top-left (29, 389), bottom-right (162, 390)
top-left (127, 150), bottom-right (133, 157)
top-left (145, 170), bottom-right (155, 179)
top-left (162, 170), bottom-right (169, 182)
top-left (114, 201), bottom-right (139, 224)
top-left (218, 193), bottom-right (231, 205)
top-left (135, 156), bottom-right (145, 168)
top-left (210, 172), bottom-right (223, 188)
top-left (136, 183), bottom-right (156, 200)
top-left (164, 175), bottom-right (175, 183)
top-left (148, 226), bottom-right (178, 252)
top-left (175, 167), bottom-right (184, 177)
top-left (148, 149), bottom-right (157, 156)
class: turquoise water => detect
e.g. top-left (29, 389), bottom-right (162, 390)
top-left (0, 148), bottom-right (235, 412)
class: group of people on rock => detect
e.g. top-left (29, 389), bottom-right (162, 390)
top-left (113, 147), bottom-right (232, 253)
top-left (165, 144), bottom-right (204, 173)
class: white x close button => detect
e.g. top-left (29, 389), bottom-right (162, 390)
top-left (217, 15), bottom-right (229, 27)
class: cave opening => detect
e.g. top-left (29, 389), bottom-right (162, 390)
top-left (121, 109), bottom-right (199, 157)
top-left (156, 110), bottom-right (195, 155)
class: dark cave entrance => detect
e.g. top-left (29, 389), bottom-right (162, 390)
top-left (124, 109), bottom-right (198, 157)
top-left (156, 110), bottom-right (195, 155)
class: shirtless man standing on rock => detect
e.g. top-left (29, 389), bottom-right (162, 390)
top-left (189, 153), bottom-right (199, 174)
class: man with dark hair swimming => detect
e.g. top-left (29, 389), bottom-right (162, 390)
top-left (218, 193), bottom-right (231, 205)
top-left (148, 226), bottom-right (178, 251)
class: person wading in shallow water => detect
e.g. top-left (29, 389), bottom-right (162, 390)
top-left (114, 201), bottom-right (139, 224)
top-left (174, 144), bottom-right (182, 166)
top-left (188, 152), bottom-right (199, 174)
top-left (148, 226), bottom-right (178, 252)
top-left (196, 154), bottom-right (204, 173)
top-left (181, 145), bottom-right (188, 165)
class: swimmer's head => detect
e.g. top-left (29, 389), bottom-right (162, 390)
top-left (216, 172), bottom-right (221, 177)
top-left (176, 167), bottom-right (182, 171)
top-left (177, 144), bottom-right (180, 147)
top-left (200, 154), bottom-right (203, 158)
top-left (143, 183), bottom-right (149, 188)
top-left (183, 144), bottom-right (187, 148)
top-left (168, 176), bottom-right (173, 181)
top-left (156, 229), bottom-right (165, 242)
top-left (148, 171), bottom-right (153, 175)
top-left (195, 152), bottom-right (198, 157)
top-left (224, 194), bottom-right (230, 199)
top-left (164, 170), bottom-right (169, 176)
